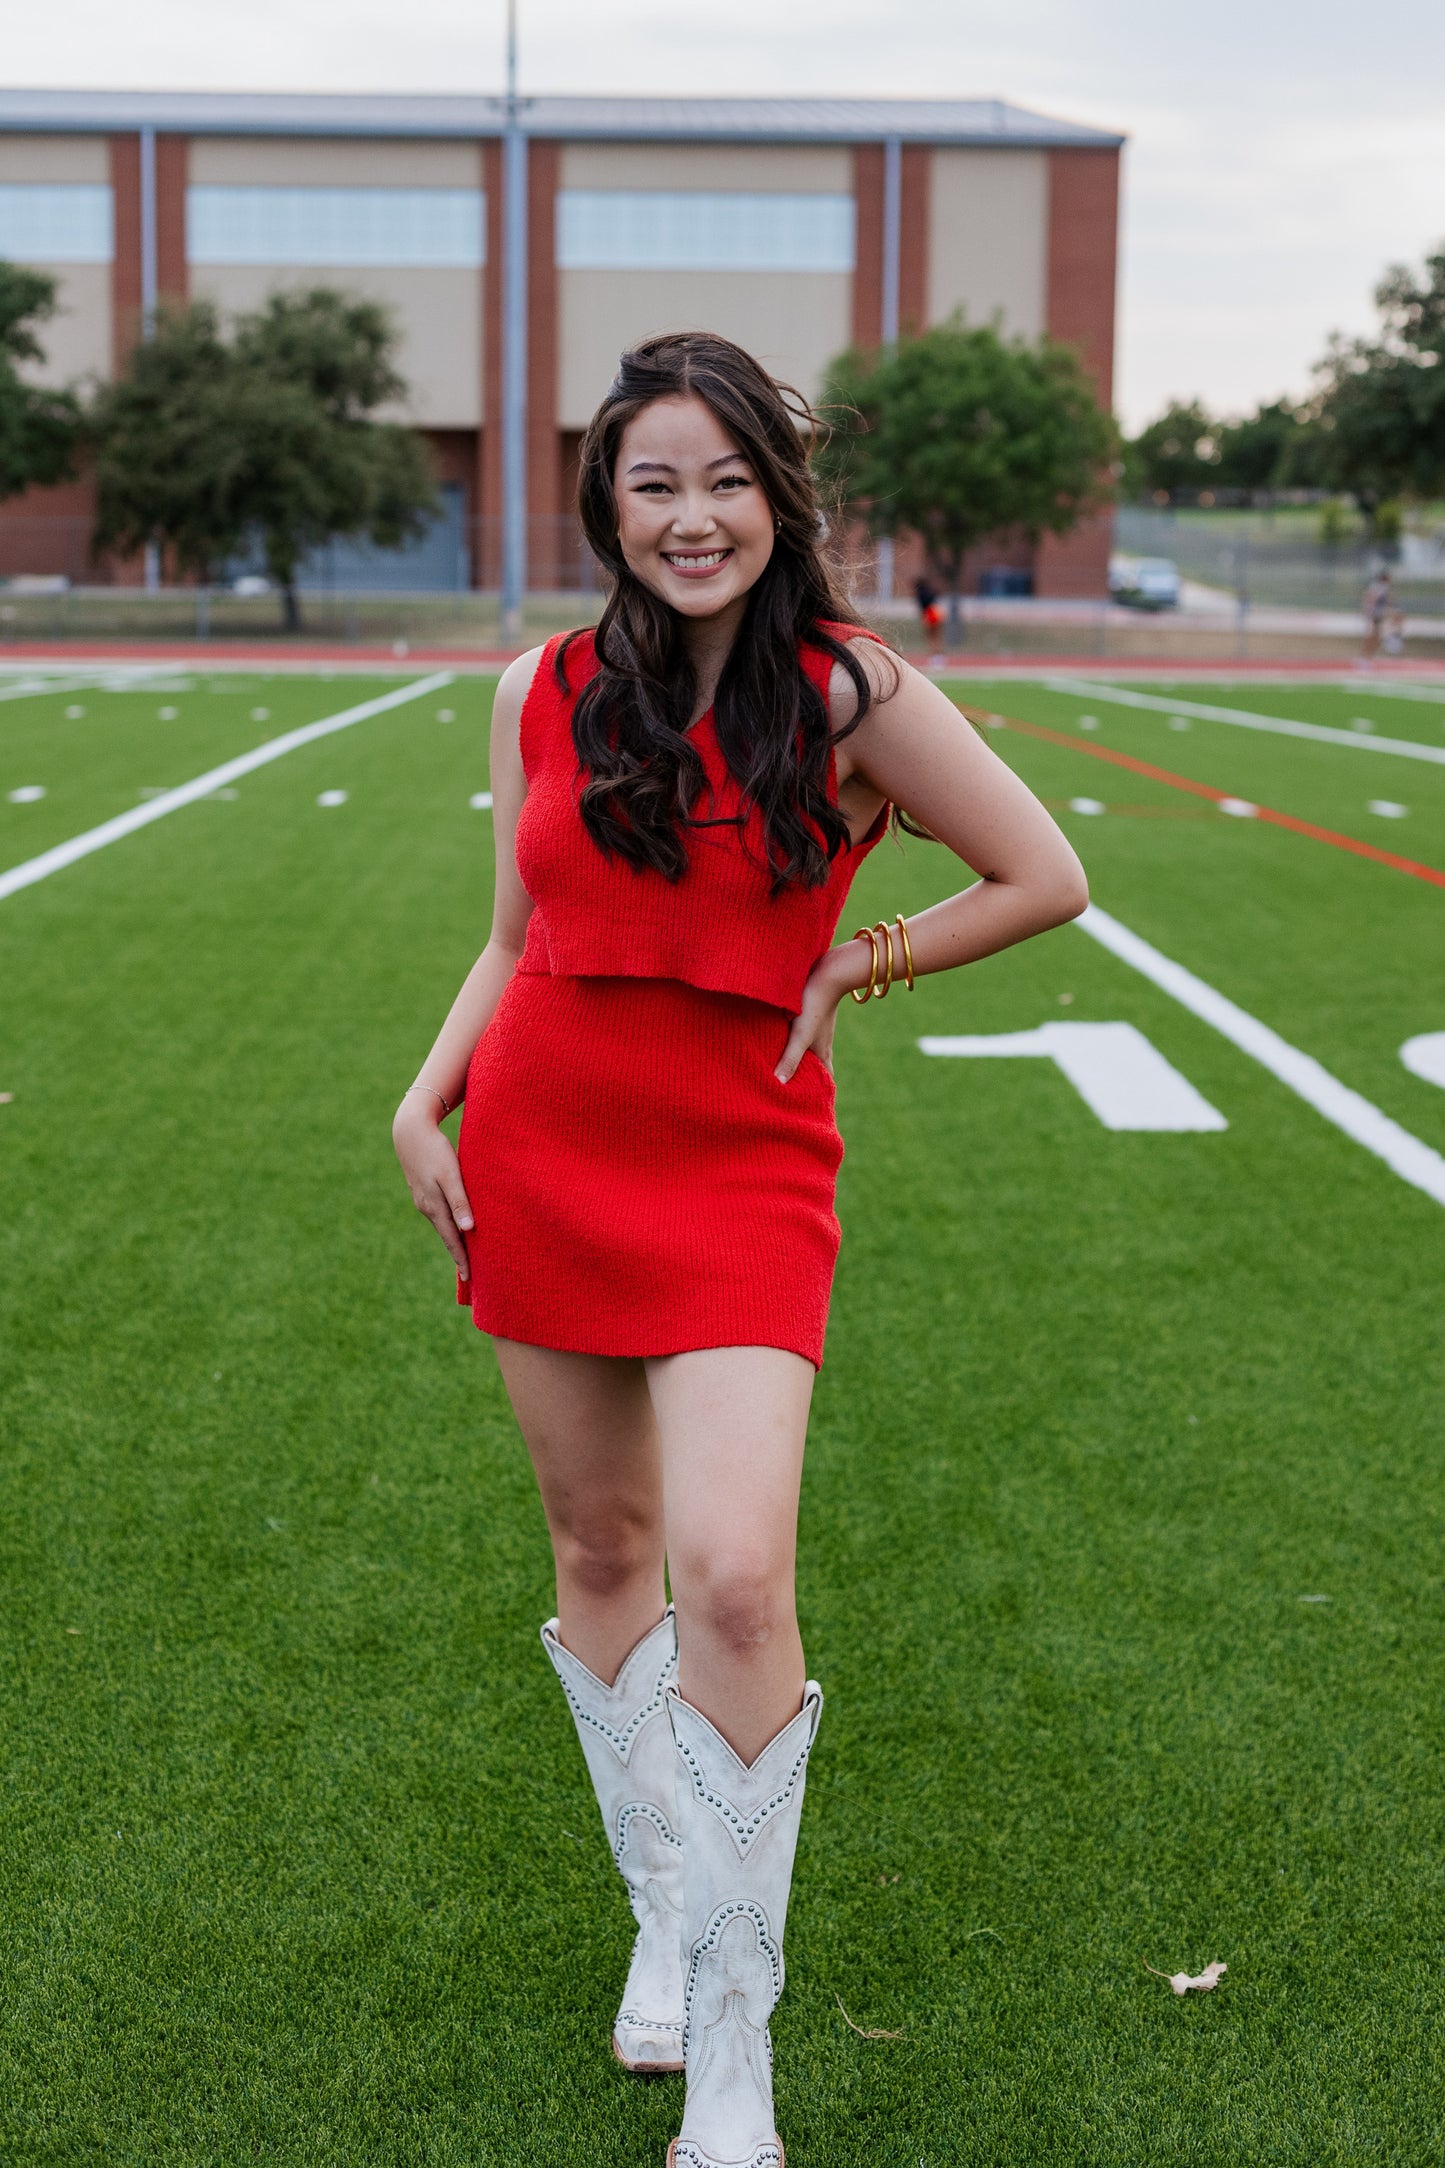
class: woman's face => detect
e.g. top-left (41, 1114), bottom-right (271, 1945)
top-left (613, 393), bottom-right (775, 621)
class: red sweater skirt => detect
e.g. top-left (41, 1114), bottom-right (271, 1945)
top-left (455, 626), bottom-right (888, 1370)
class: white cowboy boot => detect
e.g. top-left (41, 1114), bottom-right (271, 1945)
top-left (665, 1681), bottom-right (824, 2168)
top-left (540, 1611), bottom-right (687, 2073)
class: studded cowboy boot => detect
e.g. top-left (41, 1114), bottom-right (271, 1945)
top-left (540, 1610), bottom-right (687, 2073)
top-left (664, 1681), bottom-right (823, 2168)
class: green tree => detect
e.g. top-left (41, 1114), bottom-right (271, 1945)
top-left (1212, 400), bottom-right (1322, 492)
top-left (0, 262), bottom-right (82, 502)
top-left (90, 288), bottom-right (438, 628)
top-left (1120, 399), bottom-right (1219, 499)
top-left (1311, 245), bottom-right (1445, 526)
top-left (818, 316), bottom-right (1117, 638)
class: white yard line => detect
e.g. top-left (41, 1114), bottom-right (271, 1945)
top-left (1047, 677), bottom-right (1445, 765)
top-left (1077, 904), bottom-right (1445, 1209)
top-left (0, 671), bottom-right (453, 904)
top-left (0, 672), bottom-right (133, 705)
top-left (1350, 683), bottom-right (1445, 708)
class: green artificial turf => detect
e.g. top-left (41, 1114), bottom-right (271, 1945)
top-left (1, 668), bottom-right (1442, 2165)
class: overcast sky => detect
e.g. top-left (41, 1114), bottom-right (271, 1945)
top-left (9, 0), bottom-right (1443, 429)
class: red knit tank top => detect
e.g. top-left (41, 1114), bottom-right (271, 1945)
top-left (513, 623), bottom-right (890, 1014)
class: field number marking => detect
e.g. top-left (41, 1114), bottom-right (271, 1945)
top-left (919, 1021), bottom-right (1228, 1132)
top-left (0, 673), bottom-right (453, 905)
top-left (1048, 678), bottom-right (1445, 766)
top-left (1079, 905), bottom-right (1445, 1209)
top-left (1401, 1035), bottom-right (1445, 1091)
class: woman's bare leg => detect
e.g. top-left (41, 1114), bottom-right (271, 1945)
top-left (646, 1344), bottom-right (814, 1765)
top-left (492, 1338), bottom-right (667, 1684)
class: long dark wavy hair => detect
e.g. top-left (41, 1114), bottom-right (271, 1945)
top-left (559, 330), bottom-right (885, 895)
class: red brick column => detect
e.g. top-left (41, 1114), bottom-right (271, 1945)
top-left (526, 139), bottom-right (560, 584)
top-left (156, 135), bottom-right (189, 307)
top-left (898, 146), bottom-right (930, 335)
top-left (109, 134), bottom-right (142, 371)
top-left (109, 132), bottom-right (189, 369)
top-left (1036, 145), bottom-right (1120, 598)
top-left (851, 143), bottom-right (885, 351)
top-left (479, 138), bottom-right (504, 584)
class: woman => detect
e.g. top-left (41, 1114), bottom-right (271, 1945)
top-left (393, 331), bottom-right (1087, 2167)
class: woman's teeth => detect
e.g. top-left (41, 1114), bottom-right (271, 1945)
top-left (665, 550), bottom-right (729, 570)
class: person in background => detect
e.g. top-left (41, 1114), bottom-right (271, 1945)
top-left (1361, 568), bottom-right (1393, 660)
top-left (914, 573), bottom-right (945, 664)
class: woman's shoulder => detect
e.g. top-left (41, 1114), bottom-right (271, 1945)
top-left (810, 619), bottom-right (907, 729)
top-left (496, 626), bottom-right (598, 715)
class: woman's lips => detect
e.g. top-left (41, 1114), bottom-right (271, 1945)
top-left (662, 548), bottom-right (734, 578)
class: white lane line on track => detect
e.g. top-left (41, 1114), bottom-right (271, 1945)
top-left (1047, 677), bottom-right (1445, 765)
top-left (0, 671), bottom-right (453, 904)
top-left (1077, 903), bottom-right (1445, 1209)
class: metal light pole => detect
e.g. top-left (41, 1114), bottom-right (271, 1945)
top-left (499, 0), bottom-right (528, 643)
top-left (140, 123), bottom-right (160, 595)
top-left (874, 135), bottom-right (902, 608)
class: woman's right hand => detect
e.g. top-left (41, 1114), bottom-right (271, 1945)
top-left (392, 1100), bottom-right (475, 1278)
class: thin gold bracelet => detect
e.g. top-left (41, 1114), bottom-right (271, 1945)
top-left (871, 919), bottom-right (895, 998)
top-left (404, 1082), bottom-right (452, 1115)
top-left (848, 925), bottom-right (879, 1004)
top-left (896, 914), bottom-right (915, 991)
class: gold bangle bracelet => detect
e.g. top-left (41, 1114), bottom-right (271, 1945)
top-left (871, 919), bottom-right (894, 998)
top-left (848, 925), bottom-right (879, 1003)
top-left (896, 914), bottom-right (916, 991)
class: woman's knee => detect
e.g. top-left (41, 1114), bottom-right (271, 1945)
top-left (552, 1506), bottom-right (661, 1600)
top-left (672, 1545), bottom-right (796, 1659)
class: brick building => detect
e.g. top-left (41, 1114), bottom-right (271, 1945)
top-left (0, 88), bottom-right (1123, 595)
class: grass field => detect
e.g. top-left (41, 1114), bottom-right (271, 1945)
top-left (2, 663), bottom-right (1444, 2165)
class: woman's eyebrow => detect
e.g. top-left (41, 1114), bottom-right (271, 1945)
top-left (624, 454), bottom-right (749, 476)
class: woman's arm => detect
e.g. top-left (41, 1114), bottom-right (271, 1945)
top-left (776, 641), bottom-right (1088, 1081)
top-left (391, 644), bottom-right (545, 1274)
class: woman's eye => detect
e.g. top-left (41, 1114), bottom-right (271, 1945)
top-left (716, 474), bottom-right (751, 492)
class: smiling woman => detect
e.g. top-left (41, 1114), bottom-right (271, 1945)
top-left (392, 328), bottom-right (1088, 2167)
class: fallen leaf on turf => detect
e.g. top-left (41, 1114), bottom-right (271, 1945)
top-left (1143, 1956), bottom-right (1227, 1994)
top-left (835, 1994), bottom-right (906, 2040)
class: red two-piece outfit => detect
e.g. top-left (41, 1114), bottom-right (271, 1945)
top-left (456, 623), bottom-right (890, 1369)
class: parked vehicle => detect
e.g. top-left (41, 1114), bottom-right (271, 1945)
top-left (1109, 554), bottom-right (1181, 610)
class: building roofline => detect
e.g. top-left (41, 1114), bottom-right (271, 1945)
top-left (0, 87), bottom-right (1125, 150)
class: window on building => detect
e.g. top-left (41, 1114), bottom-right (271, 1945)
top-left (0, 184), bottom-right (113, 263)
top-left (187, 186), bottom-right (486, 269)
top-left (556, 191), bottom-right (855, 274)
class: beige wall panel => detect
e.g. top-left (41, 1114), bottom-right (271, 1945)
top-left (559, 143), bottom-right (851, 194)
top-left (927, 148), bottom-right (1047, 338)
top-left (0, 135), bottom-right (110, 184)
top-left (190, 136), bottom-right (483, 188)
top-left (192, 264), bottom-right (481, 425)
top-left (18, 261), bottom-right (111, 387)
top-left (558, 268), bottom-right (850, 428)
